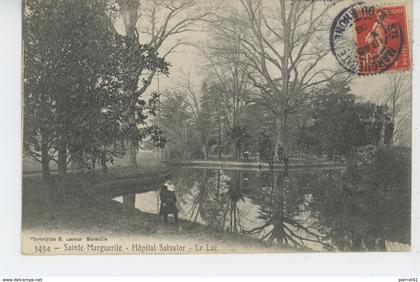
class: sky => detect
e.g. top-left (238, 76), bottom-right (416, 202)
top-left (112, 0), bottom-right (413, 105)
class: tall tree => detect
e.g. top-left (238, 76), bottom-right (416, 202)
top-left (380, 72), bottom-right (411, 146)
top-left (23, 0), bottom-right (123, 180)
top-left (114, 0), bottom-right (215, 166)
top-left (23, 0), bottom-right (165, 195)
top-left (307, 79), bottom-right (392, 157)
top-left (217, 0), bottom-right (344, 243)
top-left (159, 91), bottom-right (191, 160)
top-left (177, 72), bottom-right (212, 160)
top-left (222, 0), bottom-right (343, 159)
top-left (201, 25), bottom-right (252, 159)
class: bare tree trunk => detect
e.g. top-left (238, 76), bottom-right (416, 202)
top-left (57, 142), bottom-right (67, 199)
top-left (202, 143), bottom-right (208, 160)
top-left (40, 127), bottom-right (50, 180)
top-left (274, 116), bottom-right (282, 161)
top-left (57, 144), bottom-right (67, 176)
top-left (237, 142), bottom-right (242, 161)
top-left (118, 0), bottom-right (212, 165)
top-left (128, 142), bottom-right (137, 166)
top-left (56, 87), bottom-right (68, 198)
top-left (282, 112), bottom-right (288, 153)
top-left (274, 112), bottom-right (288, 161)
top-left (201, 132), bottom-right (208, 160)
top-left (120, 0), bottom-right (141, 167)
top-left (100, 150), bottom-right (107, 175)
top-left (389, 102), bottom-right (396, 146)
top-left (232, 142), bottom-right (239, 160)
top-left (127, 99), bottom-right (138, 166)
top-left (40, 127), bottom-right (53, 206)
top-left (91, 154), bottom-right (96, 175)
top-left (300, 126), bottom-right (305, 157)
top-left (124, 64), bottom-right (152, 166)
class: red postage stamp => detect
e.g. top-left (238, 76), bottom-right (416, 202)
top-left (330, 3), bottom-right (411, 75)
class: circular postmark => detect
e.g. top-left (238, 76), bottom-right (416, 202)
top-left (330, 2), bottom-right (404, 75)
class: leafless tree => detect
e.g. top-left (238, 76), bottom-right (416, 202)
top-left (221, 0), bottom-right (344, 159)
top-left (199, 24), bottom-right (252, 159)
top-left (245, 172), bottom-right (333, 249)
top-left (177, 72), bottom-right (210, 160)
top-left (113, 0), bottom-right (216, 165)
top-left (210, 0), bottom-right (347, 244)
top-left (380, 72), bottom-right (411, 146)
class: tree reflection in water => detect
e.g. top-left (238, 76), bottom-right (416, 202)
top-left (244, 169), bottom-right (333, 250)
top-left (308, 150), bottom-right (410, 251)
top-left (179, 169), bottom-right (247, 233)
top-left (120, 155), bottom-right (409, 252)
top-left (175, 167), bottom-right (334, 250)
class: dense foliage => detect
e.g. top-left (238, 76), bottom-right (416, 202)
top-left (310, 146), bottom-right (411, 250)
top-left (23, 0), bottom-right (166, 179)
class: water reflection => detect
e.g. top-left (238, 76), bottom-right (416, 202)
top-left (113, 167), bottom-right (410, 252)
top-left (308, 169), bottom-right (410, 251)
top-left (122, 194), bottom-right (136, 209)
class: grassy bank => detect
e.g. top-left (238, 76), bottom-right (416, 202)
top-left (22, 187), bottom-right (292, 252)
top-left (22, 159), bottom-right (294, 253)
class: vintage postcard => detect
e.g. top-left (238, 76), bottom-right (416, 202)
top-left (22, 0), bottom-right (412, 255)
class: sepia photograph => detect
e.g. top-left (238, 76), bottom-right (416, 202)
top-left (21, 0), bottom-right (412, 255)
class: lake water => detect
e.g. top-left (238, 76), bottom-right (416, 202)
top-left (114, 166), bottom-right (410, 252)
